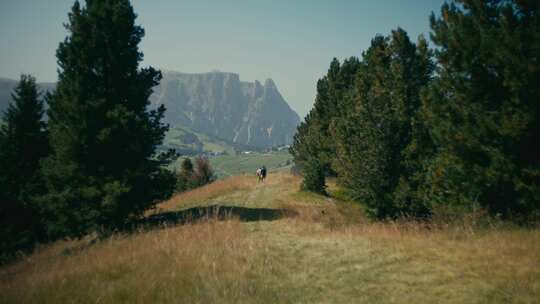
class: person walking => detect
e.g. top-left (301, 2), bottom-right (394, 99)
top-left (261, 165), bottom-right (267, 182)
top-left (256, 167), bottom-right (263, 182)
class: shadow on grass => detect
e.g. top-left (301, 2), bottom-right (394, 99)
top-left (133, 204), bottom-right (298, 229)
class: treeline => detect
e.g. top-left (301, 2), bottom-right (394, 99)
top-left (1, 0), bottom-right (191, 262)
top-left (291, 0), bottom-right (539, 222)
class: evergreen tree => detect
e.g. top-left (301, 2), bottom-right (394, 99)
top-left (290, 61), bottom-right (336, 176)
top-left (42, 0), bottom-right (175, 238)
top-left (289, 112), bottom-right (324, 174)
top-left (292, 0), bottom-right (538, 222)
top-left (176, 158), bottom-right (194, 192)
top-left (193, 156), bottom-right (215, 187)
top-left (332, 29), bottom-right (433, 218)
top-left (290, 57), bottom-right (361, 191)
top-left (311, 58), bottom-right (341, 176)
top-left (419, 0), bottom-right (540, 220)
top-left (301, 157), bottom-right (326, 194)
top-left (0, 74), bottom-right (49, 260)
top-left (181, 157), bottom-right (194, 175)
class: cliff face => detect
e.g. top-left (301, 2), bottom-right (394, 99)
top-left (151, 71), bottom-right (300, 148)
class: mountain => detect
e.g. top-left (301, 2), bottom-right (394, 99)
top-left (1, 71), bottom-right (301, 149)
top-left (151, 71), bottom-right (300, 148)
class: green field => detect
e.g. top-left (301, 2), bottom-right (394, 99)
top-left (170, 150), bottom-right (293, 179)
top-left (162, 125), bottom-right (294, 178)
top-left (162, 125), bottom-right (237, 155)
top-left (209, 150), bottom-right (293, 178)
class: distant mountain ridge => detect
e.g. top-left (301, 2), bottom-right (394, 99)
top-left (0, 71), bottom-right (301, 149)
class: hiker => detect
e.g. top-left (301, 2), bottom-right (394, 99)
top-left (256, 167), bottom-right (263, 182)
top-left (261, 165), bottom-right (267, 182)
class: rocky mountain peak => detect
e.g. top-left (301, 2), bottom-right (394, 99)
top-left (151, 71), bottom-right (300, 148)
top-left (264, 78), bottom-right (277, 89)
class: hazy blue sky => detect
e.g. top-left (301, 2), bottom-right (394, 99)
top-left (0, 0), bottom-right (445, 117)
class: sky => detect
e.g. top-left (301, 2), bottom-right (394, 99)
top-left (0, 0), bottom-right (446, 117)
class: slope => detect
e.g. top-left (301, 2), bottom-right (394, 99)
top-left (161, 125), bottom-right (239, 156)
top-left (1, 173), bottom-right (539, 303)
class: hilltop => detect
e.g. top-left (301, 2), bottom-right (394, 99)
top-left (1, 172), bottom-right (539, 303)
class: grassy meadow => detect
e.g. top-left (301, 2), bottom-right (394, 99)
top-left (209, 150), bottom-right (293, 178)
top-left (1, 172), bottom-right (539, 303)
top-left (171, 150), bottom-right (293, 178)
top-left (162, 125), bottom-right (238, 155)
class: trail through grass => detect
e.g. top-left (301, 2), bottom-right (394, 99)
top-left (1, 172), bottom-right (539, 303)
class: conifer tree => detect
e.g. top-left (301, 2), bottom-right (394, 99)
top-left (0, 74), bottom-right (48, 259)
top-left (176, 158), bottom-right (194, 192)
top-left (332, 29), bottom-right (433, 218)
top-left (42, 0), bottom-right (175, 237)
top-left (290, 57), bottom-right (361, 191)
top-left (182, 158), bottom-right (194, 172)
top-left (193, 156), bottom-right (214, 187)
top-left (301, 157), bottom-right (326, 194)
top-left (290, 62), bottom-right (335, 176)
top-left (420, 0), bottom-right (540, 220)
top-left (292, 0), bottom-right (538, 222)
top-left (290, 112), bottom-right (324, 174)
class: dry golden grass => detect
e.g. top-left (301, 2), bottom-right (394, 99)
top-left (155, 172), bottom-right (301, 213)
top-left (155, 174), bottom-right (256, 212)
top-left (0, 219), bottom-right (289, 304)
top-left (1, 172), bottom-right (539, 303)
top-left (253, 215), bottom-right (540, 303)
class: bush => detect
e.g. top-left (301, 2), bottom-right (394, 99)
top-left (193, 156), bottom-right (215, 187)
top-left (176, 156), bottom-right (215, 192)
